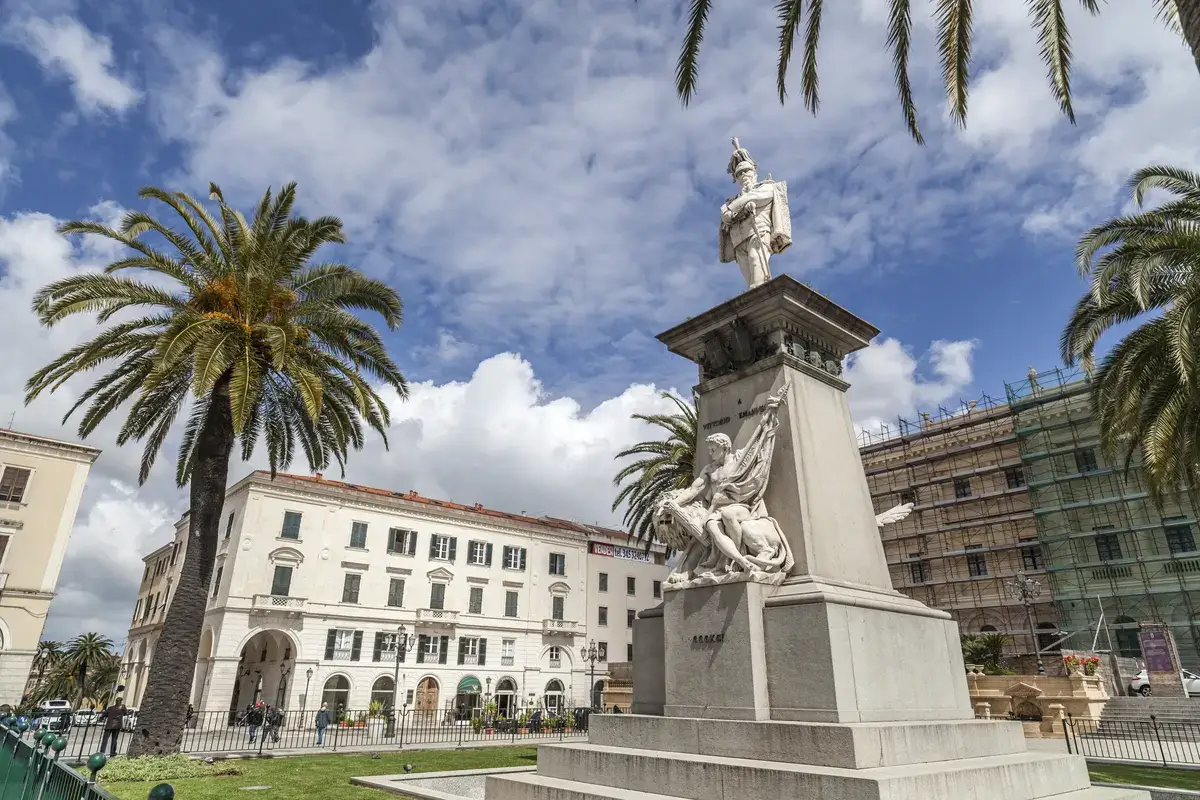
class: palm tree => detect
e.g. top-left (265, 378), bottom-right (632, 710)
top-left (31, 640), bottom-right (62, 690)
top-left (25, 182), bottom-right (407, 755)
top-left (87, 655), bottom-right (121, 708)
top-left (961, 632), bottom-right (1011, 674)
top-left (612, 392), bottom-right (697, 542)
top-left (1061, 165), bottom-right (1200, 502)
top-left (671, 0), bottom-right (1187, 144)
top-left (63, 633), bottom-right (115, 710)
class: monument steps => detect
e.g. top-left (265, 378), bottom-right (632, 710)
top-left (532, 741), bottom-right (1093, 800)
top-left (483, 773), bottom-right (682, 800)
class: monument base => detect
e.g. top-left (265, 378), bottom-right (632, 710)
top-left (658, 576), bottom-right (972, 724)
top-left (484, 714), bottom-right (1148, 799)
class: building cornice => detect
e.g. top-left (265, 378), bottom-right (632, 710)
top-left (0, 429), bottom-right (101, 464)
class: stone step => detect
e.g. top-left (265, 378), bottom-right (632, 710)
top-left (535, 742), bottom-right (1093, 800)
top-left (588, 713), bottom-right (1027, 769)
top-left (484, 773), bottom-right (684, 800)
top-left (1052, 789), bottom-right (1152, 800)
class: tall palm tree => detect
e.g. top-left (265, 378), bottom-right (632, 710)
top-left (32, 640), bottom-right (62, 687)
top-left (25, 182), bottom-right (407, 755)
top-left (63, 633), bottom-right (115, 710)
top-left (612, 392), bottom-right (697, 542)
top-left (1061, 165), bottom-right (1200, 502)
top-left (671, 0), bottom-right (1187, 144)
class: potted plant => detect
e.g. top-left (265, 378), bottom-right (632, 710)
top-left (484, 702), bottom-right (498, 735)
top-left (1063, 654), bottom-right (1083, 675)
top-left (563, 711), bottom-right (576, 734)
top-left (517, 711), bottom-right (530, 735)
top-left (1083, 656), bottom-right (1101, 676)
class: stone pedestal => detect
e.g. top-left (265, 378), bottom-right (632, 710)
top-left (485, 276), bottom-right (1146, 799)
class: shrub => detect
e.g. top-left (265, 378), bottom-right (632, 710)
top-left (94, 754), bottom-right (241, 783)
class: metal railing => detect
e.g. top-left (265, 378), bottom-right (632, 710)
top-left (0, 715), bottom-right (170, 800)
top-left (1064, 714), bottom-right (1200, 766)
top-left (20, 702), bottom-right (602, 758)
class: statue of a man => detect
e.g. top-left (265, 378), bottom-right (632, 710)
top-left (719, 137), bottom-right (792, 290)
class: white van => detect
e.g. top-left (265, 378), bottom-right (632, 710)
top-left (38, 700), bottom-right (70, 713)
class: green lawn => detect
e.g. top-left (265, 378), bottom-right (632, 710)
top-left (99, 746), bottom-right (538, 800)
top-left (1089, 763), bottom-right (1200, 791)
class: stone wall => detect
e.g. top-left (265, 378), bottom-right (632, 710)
top-left (966, 670), bottom-right (1109, 737)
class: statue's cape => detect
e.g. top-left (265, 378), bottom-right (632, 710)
top-left (716, 404), bottom-right (781, 516)
top-left (719, 180), bottom-right (792, 263)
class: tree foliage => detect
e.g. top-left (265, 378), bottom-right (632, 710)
top-left (1061, 165), bottom-right (1200, 503)
top-left (612, 392), bottom-right (697, 542)
top-left (25, 634), bottom-right (117, 710)
top-left (671, 0), bottom-right (1184, 144)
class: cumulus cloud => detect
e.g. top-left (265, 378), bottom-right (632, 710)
top-left (844, 337), bottom-right (979, 439)
top-left (6, 14), bottom-right (141, 114)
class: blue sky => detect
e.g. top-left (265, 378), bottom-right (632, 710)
top-left (0, 0), bottom-right (1193, 643)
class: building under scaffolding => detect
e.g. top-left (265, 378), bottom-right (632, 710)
top-left (1005, 366), bottom-right (1200, 668)
top-left (859, 397), bottom-right (1059, 659)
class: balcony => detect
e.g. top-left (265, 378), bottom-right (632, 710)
top-left (542, 618), bottom-right (578, 636)
top-left (416, 608), bottom-right (459, 627)
top-left (251, 594), bottom-right (307, 614)
top-left (462, 653), bottom-right (479, 666)
top-left (549, 658), bottom-right (562, 668)
top-left (501, 656), bottom-right (515, 667)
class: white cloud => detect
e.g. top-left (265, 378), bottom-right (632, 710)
top-left (7, 14), bottom-right (141, 114)
top-left (845, 337), bottom-right (979, 440)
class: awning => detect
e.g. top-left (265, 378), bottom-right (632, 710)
top-left (457, 676), bottom-right (482, 694)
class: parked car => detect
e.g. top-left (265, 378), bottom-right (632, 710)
top-left (72, 710), bottom-right (97, 727)
top-left (121, 708), bottom-right (138, 732)
top-left (38, 700), bottom-right (70, 713)
top-left (1129, 669), bottom-right (1200, 696)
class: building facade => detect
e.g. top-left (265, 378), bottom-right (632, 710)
top-left (0, 429), bottom-right (99, 708)
top-left (1006, 366), bottom-right (1200, 669)
top-left (860, 400), bottom-right (1059, 659)
top-left (125, 471), bottom-right (668, 720)
top-left (120, 540), bottom-right (183, 707)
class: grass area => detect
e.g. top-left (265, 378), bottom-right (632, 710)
top-left (99, 746), bottom-right (538, 800)
top-left (1089, 763), bottom-right (1200, 790)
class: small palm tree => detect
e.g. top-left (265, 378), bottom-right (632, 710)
top-left (25, 182), bottom-right (407, 755)
top-left (1061, 165), bottom-right (1200, 502)
top-left (671, 0), bottom-right (1186, 144)
top-left (961, 632), bottom-right (1011, 674)
top-left (32, 640), bottom-right (62, 686)
top-left (612, 392), bottom-right (697, 542)
top-left (63, 633), bottom-right (115, 710)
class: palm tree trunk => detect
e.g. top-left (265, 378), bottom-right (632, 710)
top-left (127, 374), bottom-right (235, 757)
top-left (1179, 0), bottom-right (1200, 75)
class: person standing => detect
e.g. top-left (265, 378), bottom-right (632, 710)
top-left (99, 698), bottom-right (126, 757)
top-left (315, 702), bottom-right (330, 746)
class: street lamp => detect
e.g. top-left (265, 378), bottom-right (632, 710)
top-left (301, 667), bottom-right (313, 712)
top-left (579, 640), bottom-right (602, 710)
top-left (1005, 571), bottom-right (1046, 675)
top-left (386, 625), bottom-right (417, 737)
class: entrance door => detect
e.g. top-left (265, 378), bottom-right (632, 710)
top-left (415, 677), bottom-right (439, 714)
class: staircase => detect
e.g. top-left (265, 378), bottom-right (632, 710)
top-left (1091, 697), bottom-right (1200, 739)
top-left (483, 714), bottom-right (1148, 799)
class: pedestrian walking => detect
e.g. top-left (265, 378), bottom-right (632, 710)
top-left (99, 698), bottom-right (126, 757)
top-left (315, 702), bottom-right (331, 746)
top-left (246, 701), bottom-right (264, 743)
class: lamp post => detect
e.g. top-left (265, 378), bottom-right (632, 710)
top-left (386, 625), bottom-right (417, 737)
top-left (301, 667), bottom-right (313, 712)
top-left (579, 640), bottom-right (601, 710)
top-left (1005, 571), bottom-right (1046, 676)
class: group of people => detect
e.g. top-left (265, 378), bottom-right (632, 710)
top-left (237, 700), bottom-right (286, 744)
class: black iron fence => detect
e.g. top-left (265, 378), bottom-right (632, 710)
top-left (1064, 714), bottom-right (1200, 766)
top-left (20, 702), bottom-right (600, 758)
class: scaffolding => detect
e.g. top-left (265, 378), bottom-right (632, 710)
top-left (1005, 365), bottom-right (1200, 669)
top-left (859, 394), bottom-right (1058, 660)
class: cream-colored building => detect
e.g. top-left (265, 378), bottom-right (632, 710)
top-left (120, 540), bottom-right (182, 707)
top-left (125, 471), bottom-right (669, 720)
top-left (0, 429), bottom-right (99, 708)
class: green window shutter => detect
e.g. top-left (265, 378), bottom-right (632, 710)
top-left (458, 637), bottom-right (467, 665)
top-left (350, 630), bottom-right (363, 661)
top-left (324, 629), bottom-right (336, 660)
top-left (485, 543), bottom-right (493, 566)
top-left (373, 632), bottom-right (383, 663)
top-left (448, 537), bottom-right (458, 562)
top-left (438, 636), bottom-right (449, 664)
top-left (478, 638), bottom-right (487, 666)
top-left (417, 635), bottom-right (427, 664)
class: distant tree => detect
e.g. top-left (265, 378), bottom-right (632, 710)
top-left (612, 392), bottom-right (697, 542)
top-left (669, 0), bottom-right (1189, 144)
top-left (25, 182), bottom-right (407, 755)
top-left (64, 633), bottom-right (115, 710)
top-left (961, 633), bottom-right (1011, 674)
top-left (1061, 165), bottom-right (1200, 502)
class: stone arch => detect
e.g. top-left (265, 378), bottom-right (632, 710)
top-left (414, 674), bottom-right (440, 713)
top-left (960, 609), bottom-right (1008, 633)
top-left (542, 644), bottom-right (574, 668)
top-left (494, 676), bottom-right (519, 718)
top-left (0, 617), bottom-right (8, 650)
top-left (268, 546), bottom-right (305, 566)
top-left (198, 627), bottom-right (215, 659)
top-left (321, 673), bottom-right (352, 711)
top-left (543, 679), bottom-right (566, 714)
top-left (370, 675), bottom-right (395, 709)
top-left (233, 626), bottom-right (302, 663)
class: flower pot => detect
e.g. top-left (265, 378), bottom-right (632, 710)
top-left (518, 728), bottom-right (529, 734)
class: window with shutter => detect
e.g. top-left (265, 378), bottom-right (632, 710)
top-left (342, 573), bottom-right (361, 604)
top-left (351, 630), bottom-right (363, 660)
top-left (438, 635), bottom-right (449, 664)
top-left (458, 637), bottom-right (468, 665)
top-left (478, 638), bottom-right (487, 666)
top-left (211, 566), bottom-right (223, 598)
top-left (627, 609), bottom-right (635, 628)
top-left (225, 512), bottom-right (236, 540)
top-left (519, 548), bottom-right (527, 570)
top-left (430, 583), bottom-right (446, 610)
top-left (431, 535), bottom-right (451, 560)
top-left (271, 566), bottom-right (292, 597)
top-left (448, 537), bottom-right (458, 562)
top-left (373, 632), bottom-right (383, 662)
top-left (280, 511), bottom-right (302, 539)
top-left (598, 606), bottom-right (607, 626)
top-left (468, 587), bottom-right (483, 614)
top-left (349, 521), bottom-right (368, 549)
top-left (598, 573), bottom-right (608, 592)
top-left (0, 467), bottom-right (31, 503)
top-left (387, 578), bottom-right (405, 607)
top-left (504, 591), bottom-right (518, 618)
top-left (469, 541), bottom-right (488, 565)
top-left (552, 595), bottom-right (565, 621)
top-left (325, 629), bottom-right (337, 660)
top-left (416, 634), bottom-right (428, 663)
top-left (485, 543), bottom-right (493, 566)
top-left (549, 553), bottom-right (566, 576)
